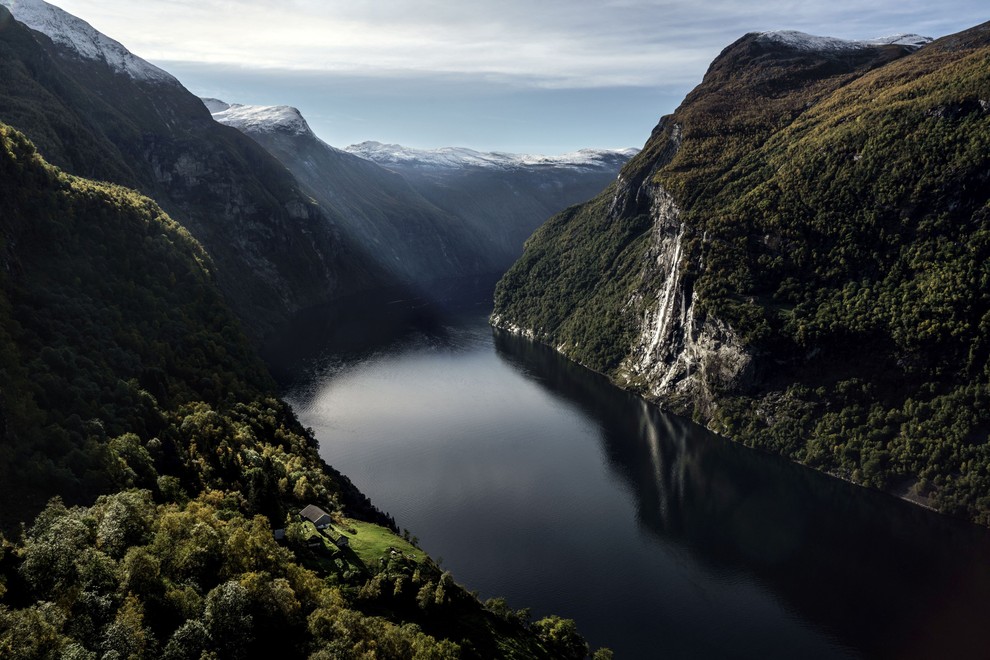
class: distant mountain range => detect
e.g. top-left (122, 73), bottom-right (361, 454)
top-left (343, 139), bottom-right (637, 270)
top-left (205, 99), bottom-right (636, 288)
top-left (2, 1), bottom-right (988, 656)
top-left (204, 98), bottom-right (499, 288)
top-left (345, 140), bottom-right (638, 171)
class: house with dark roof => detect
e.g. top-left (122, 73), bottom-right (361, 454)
top-left (299, 504), bottom-right (333, 529)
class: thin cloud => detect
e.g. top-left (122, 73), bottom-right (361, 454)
top-left (51, 0), bottom-right (987, 89)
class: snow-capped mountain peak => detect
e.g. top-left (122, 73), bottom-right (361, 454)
top-left (344, 141), bottom-right (639, 171)
top-left (0, 0), bottom-right (177, 84)
top-left (204, 99), bottom-right (314, 137)
top-left (757, 30), bottom-right (933, 52)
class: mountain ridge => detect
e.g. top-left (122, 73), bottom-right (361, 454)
top-left (0, 0), bottom-right (176, 83)
top-left (0, 0), bottom-right (387, 339)
top-left (493, 21), bottom-right (990, 523)
top-left (346, 140), bottom-right (639, 171)
top-left (755, 30), bottom-right (932, 52)
top-left (206, 97), bottom-right (636, 283)
top-left (204, 99), bottom-right (315, 137)
top-left (205, 96), bottom-right (500, 287)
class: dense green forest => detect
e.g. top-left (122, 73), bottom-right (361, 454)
top-left (494, 23), bottom-right (990, 523)
top-left (0, 123), bottom-right (599, 658)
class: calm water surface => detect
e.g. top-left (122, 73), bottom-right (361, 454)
top-left (270, 301), bottom-right (990, 659)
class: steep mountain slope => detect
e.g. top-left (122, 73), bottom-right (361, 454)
top-left (0, 1), bottom-right (383, 338)
top-left (347, 141), bottom-right (637, 269)
top-left (494, 24), bottom-right (990, 523)
top-left (206, 100), bottom-right (497, 287)
top-left (0, 121), bottom-right (280, 525)
top-left (0, 0), bottom-right (176, 82)
top-left (0, 122), bottom-right (591, 659)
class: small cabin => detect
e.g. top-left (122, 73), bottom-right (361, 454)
top-left (299, 504), bottom-right (333, 530)
top-left (332, 534), bottom-right (350, 549)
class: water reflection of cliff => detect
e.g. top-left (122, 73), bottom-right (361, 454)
top-left (493, 327), bottom-right (990, 660)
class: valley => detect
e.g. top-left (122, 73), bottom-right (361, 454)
top-left (0, 1), bottom-right (988, 658)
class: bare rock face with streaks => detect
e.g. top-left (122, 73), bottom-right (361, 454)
top-left (619, 185), bottom-right (752, 416)
top-left (602, 120), bottom-right (753, 415)
top-left (493, 23), bottom-right (990, 523)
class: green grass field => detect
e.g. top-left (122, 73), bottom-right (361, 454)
top-left (337, 518), bottom-right (428, 566)
top-left (297, 518), bottom-right (427, 572)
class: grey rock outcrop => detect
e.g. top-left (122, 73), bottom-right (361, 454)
top-left (603, 120), bottom-right (752, 415)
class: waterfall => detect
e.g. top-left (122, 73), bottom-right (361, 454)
top-left (639, 223), bottom-right (685, 370)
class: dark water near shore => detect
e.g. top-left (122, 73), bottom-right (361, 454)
top-left (268, 299), bottom-right (990, 659)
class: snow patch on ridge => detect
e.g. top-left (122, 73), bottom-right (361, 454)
top-left (0, 0), bottom-right (177, 83)
top-left (201, 98), bottom-right (231, 114)
top-left (206, 100), bottom-right (313, 137)
top-left (345, 141), bottom-right (639, 171)
top-left (758, 30), bottom-right (932, 52)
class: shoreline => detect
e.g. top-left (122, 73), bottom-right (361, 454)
top-left (489, 315), bottom-right (958, 525)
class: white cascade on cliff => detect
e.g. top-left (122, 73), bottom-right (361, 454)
top-left (639, 223), bottom-right (685, 372)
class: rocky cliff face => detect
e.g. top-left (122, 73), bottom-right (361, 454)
top-left (607, 121), bottom-right (753, 416)
top-left (619, 192), bottom-right (752, 414)
top-left (496, 27), bottom-right (927, 387)
top-left (494, 23), bottom-right (990, 523)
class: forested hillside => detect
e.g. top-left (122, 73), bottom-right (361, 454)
top-left (494, 23), bottom-right (990, 523)
top-left (0, 124), bottom-right (593, 658)
top-left (0, 3), bottom-right (383, 339)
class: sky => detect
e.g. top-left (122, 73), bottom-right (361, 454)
top-left (49, 0), bottom-right (987, 153)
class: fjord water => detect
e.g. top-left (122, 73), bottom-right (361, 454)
top-left (272, 302), bottom-right (990, 659)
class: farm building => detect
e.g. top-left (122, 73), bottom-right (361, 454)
top-left (299, 504), bottom-right (333, 529)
